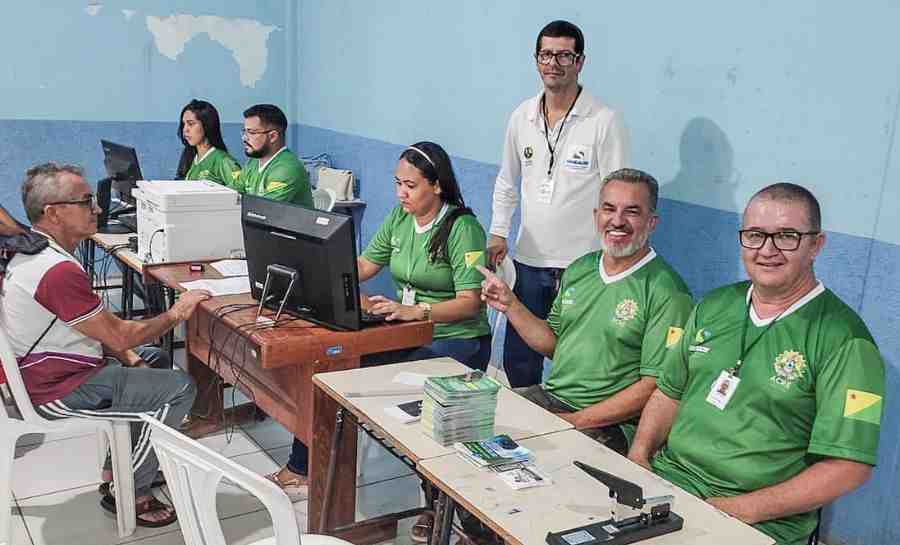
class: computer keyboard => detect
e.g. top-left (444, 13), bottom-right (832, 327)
top-left (361, 310), bottom-right (388, 324)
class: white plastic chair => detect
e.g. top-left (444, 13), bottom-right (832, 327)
top-left (486, 256), bottom-right (516, 386)
top-left (141, 413), bottom-right (352, 545)
top-left (312, 187), bottom-right (337, 212)
top-left (0, 326), bottom-right (136, 541)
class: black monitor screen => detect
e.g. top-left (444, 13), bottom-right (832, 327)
top-left (100, 139), bottom-right (143, 205)
top-left (242, 195), bottom-right (362, 331)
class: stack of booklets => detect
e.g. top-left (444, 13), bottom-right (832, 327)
top-left (454, 434), bottom-right (532, 468)
top-left (421, 371), bottom-right (500, 446)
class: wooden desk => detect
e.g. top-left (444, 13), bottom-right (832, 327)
top-left (310, 359), bottom-right (573, 543)
top-left (418, 430), bottom-right (775, 545)
top-left (144, 262), bottom-right (434, 544)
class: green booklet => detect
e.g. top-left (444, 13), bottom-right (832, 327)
top-left (454, 434), bottom-right (532, 467)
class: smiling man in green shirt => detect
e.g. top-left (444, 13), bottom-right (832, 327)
top-left (629, 183), bottom-right (885, 545)
top-left (481, 168), bottom-right (693, 454)
top-left (236, 104), bottom-right (312, 207)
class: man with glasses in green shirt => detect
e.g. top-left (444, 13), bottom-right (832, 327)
top-left (629, 183), bottom-right (885, 545)
top-left (236, 104), bottom-right (312, 207)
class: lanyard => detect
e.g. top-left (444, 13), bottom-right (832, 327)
top-left (541, 86), bottom-right (582, 177)
top-left (730, 297), bottom-right (787, 377)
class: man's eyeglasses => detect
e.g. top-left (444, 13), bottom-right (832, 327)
top-left (739, 229), bottom-right (820, 251)
top-left (535, 50), bottom-right (581, 66)
top-left (241, 128), bottom-right (275, 137)
top-left (46, 194), bottom-right (97, 209)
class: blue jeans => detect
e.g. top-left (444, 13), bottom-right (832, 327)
top-left (287, 335), bottom-right (492, 475)
top-left (503, 261), bottom-right (563, 388)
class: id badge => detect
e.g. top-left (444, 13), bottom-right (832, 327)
top-left (536, 177), bottom-right (555, 204)
top-left (706, 370), bottom-right (740, 410)
top-left (401, 286), bottom-right (416, 306)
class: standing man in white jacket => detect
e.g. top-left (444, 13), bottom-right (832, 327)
top-left (488, 20), bottom-right (630, 387)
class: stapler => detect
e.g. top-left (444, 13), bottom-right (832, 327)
top-left (545, 461), bottom-right (683, 545)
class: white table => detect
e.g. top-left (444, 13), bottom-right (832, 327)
top-left (418, 429), bottom-right (775, 545)
top-left (310, 357), bottom-right (574, 543)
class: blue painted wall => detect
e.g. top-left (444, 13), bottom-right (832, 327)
top-left (0, 2), bottom-right (897, 544)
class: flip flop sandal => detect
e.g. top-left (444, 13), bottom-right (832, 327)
top-left (265, 468), bottom-right (309, 501)
top-left (409, 511), bottom-right (435, 543)
top-left (98, 472), bottom-right (166, 496)
top-left (100, 494), bottom-right (178, 528)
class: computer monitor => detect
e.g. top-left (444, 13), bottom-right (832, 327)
top-left (100, 139), bottom-right (143, 206)
top-left (242, 195), bottom-right (363, 331)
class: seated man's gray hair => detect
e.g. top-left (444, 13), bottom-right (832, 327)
top-left (21, 162), bottom-right (84, 223)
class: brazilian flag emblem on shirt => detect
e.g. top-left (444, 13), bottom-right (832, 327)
top-left (843, 389), bottom-right (882, 425)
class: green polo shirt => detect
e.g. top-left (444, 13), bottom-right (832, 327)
top-left (185, 148), bottom-right (242, 189)
top-left (363, 204), bottom-right (490, 340)
top-left (653, 282), bottom-right (885, 545)
top-left (543, 250), bottom-right (693, 441)
top-left (237, 148), bottom-right (312, 207)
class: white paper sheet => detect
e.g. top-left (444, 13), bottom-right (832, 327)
top-left (180, 276), bottom-right (251, 296)
top-left (392, 372), bottom-right (429, 387)
top-left (210, 259), bottom-right (249, 277)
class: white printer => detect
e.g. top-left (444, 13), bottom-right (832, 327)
top-left (133, 180), bottom-right (244, 263)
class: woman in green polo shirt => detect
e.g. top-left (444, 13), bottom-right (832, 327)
top-left (174, 99), bottom-right (242, 188)
top-left (360, 141), bottom-right (492, 369)
top-left (266, 142), bottom-right (492, 512)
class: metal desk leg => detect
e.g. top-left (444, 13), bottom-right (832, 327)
top-left (439, 495), bottom-right (455, 545)
top-left (429, 492), bottom-right (445, 545)
top-left (164, 287), bottom-right (176, 363)
top-left (122, 268), bottom-right (133, 319)
top-left (320, 408), bottom-right (345, 532)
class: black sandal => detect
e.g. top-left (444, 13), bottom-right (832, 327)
top-left (100, 494), bottom-right (178, 528)
top-left (98, 472), bottom-right (166, 496)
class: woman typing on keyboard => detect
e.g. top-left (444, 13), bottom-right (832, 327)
top-left (357, 141), bottom-right (491, 368)
top-left (265, 142), bottom-right (492, 507)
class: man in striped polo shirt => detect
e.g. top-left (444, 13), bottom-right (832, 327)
top-left (0, 163), bottom-right (210, 527)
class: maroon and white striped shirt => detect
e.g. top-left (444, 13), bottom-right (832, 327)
top-left (1, 231), bottom-right (104, 404)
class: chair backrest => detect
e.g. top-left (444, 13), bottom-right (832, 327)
top-left (487, 256), bottom-right (516, 334)
top-left (312, 187), bottom-right (337, 212)
top-left (0, 325), bottom-right (42, 424)
top-left (140, 414), bottom-right (301, 545)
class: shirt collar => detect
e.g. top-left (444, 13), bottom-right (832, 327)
top-left (413, 203), bottom-right (450, 234)
top-left (258, 146), bottom-right (287, 174)
top-left (746, 281), bottom-right (825, 327)
top-left (30, 228), bottom-right (78, 262)
top-left (598, 247), bottom-right (657, 284)
top-left (194, 147), bottom-right (216, 165)
top-left (527, 87), bottom-right (595, 125)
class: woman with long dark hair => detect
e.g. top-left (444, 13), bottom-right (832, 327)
top-left (266, 142), bottom-right (492, 516)
top-left (175, 99), bottom-right (241, 187)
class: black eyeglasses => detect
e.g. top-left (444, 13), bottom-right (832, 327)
top-left (46, 194), bottom-right (97, 209)
top-left (241, 128), bottom-right (275, 137)
top-left (535, 50), bottom-right (581, 66)
top-left (739, 229), bottom-right (820, 251)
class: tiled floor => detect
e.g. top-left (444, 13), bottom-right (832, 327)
top-left (7, 341), bottom-right (423, 545)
